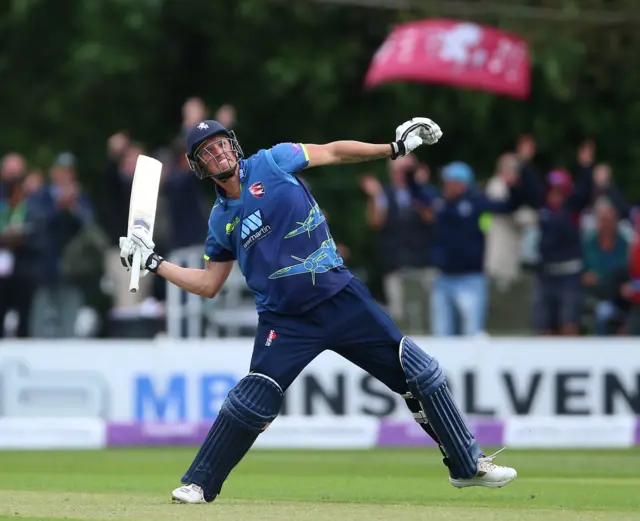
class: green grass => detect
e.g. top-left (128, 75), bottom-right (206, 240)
top-left (0, 448), bottom-right (639, 520)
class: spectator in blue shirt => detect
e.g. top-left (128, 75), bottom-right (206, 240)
top-left (412, 161), bottom-right (524, 336)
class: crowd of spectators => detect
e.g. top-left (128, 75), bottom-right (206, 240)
top-left (1, 100), bottom-right (639, 338)
top-left (0, 97), bottom-right (234, 338)
top-left (361, 135), bottom-right (640, 337)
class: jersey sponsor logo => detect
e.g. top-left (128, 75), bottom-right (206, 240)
top-left (249, 182), bottom-right (265, 198)
top-left (241, 210), bottom-right (272, 250)
top-left (226, 216), bottom-right (240, 235)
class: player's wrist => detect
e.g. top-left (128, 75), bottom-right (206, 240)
top-left (390, 141), bottom-right (406, 160)
top-left (145, 252), bottom-right (165, 274)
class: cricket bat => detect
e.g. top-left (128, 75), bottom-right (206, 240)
top-left (127, 154), bottom-right (163, 293)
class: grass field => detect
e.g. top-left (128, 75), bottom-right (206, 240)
top-left (0, 448), bottom-right (639, 521)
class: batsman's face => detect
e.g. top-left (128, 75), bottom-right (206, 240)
top-left (196, 136), bottom-right (238, 177)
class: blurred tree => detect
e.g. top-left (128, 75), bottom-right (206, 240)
top-left (0, 0), bottom-right (639, 278)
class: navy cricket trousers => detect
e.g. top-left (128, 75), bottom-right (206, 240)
top-left (250, 278), bottom-right (409, 394)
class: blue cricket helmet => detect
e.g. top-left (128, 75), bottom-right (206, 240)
top-left (185, 119), bottom-right (244, 180)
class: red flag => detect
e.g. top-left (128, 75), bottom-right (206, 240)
top-left (365, 19), bottom-right (531, 99)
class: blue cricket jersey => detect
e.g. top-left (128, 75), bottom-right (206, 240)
top-left (204, 143), bottom-right (353, 315)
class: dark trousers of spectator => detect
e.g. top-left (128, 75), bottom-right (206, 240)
top-left (627, 307), bottom-right (640, 336)
top-left (532, 273), bottom-right (582, 333)
top-left (0, 276), bottom-right (37, 338)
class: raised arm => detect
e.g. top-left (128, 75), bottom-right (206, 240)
top-left (566, 141), bottom-right (596, 212)
top-left (474, 169), bottom-right (535, 214)
top-left (303, 117), bottom-right (442, 169)
top-left (518, 163), bottom-right (545, 209)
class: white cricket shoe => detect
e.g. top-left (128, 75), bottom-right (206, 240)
top-left (449, 448), bottom-right (517, 489)
top-left (171, 484), bottom-right (207, 504)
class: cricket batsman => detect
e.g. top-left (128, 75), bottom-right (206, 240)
top-left (119, 117), bottom-right (518, 504)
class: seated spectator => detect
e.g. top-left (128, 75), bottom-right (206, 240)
top-left (582, 198), bottom-right (630, 335)
top-left (581, 162), bottom-right (631, 233)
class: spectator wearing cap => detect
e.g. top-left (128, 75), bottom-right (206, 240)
top-left (411, 161), bottom-right (526, 336)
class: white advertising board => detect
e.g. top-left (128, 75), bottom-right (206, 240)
top-left (1, 338), bottom-right (640, 423)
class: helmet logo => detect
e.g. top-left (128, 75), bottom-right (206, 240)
top-left (197, 122), bottom-right (209, 130)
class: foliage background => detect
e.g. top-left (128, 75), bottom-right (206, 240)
top-left (1, 0), bottom-right (639, 270)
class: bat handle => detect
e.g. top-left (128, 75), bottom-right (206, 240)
top-left (129, 249), bottom-right (142, 293)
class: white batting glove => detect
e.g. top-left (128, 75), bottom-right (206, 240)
top-left (119, 226), bottom-right (165, 274)
top-left (391, 117), bottom-right (443, 159)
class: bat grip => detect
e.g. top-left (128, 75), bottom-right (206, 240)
top-left (129, 249), bottom-right (142, 293)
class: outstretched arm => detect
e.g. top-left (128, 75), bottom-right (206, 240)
top-left (305, 142), bottom-right (395, 167)
top-left (303, 117), bottom-right (443, 169)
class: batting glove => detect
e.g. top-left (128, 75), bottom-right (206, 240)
top-left (119, 226), bottom-right (165, 274)
top-left (391, 117), bottom-right (443, 159)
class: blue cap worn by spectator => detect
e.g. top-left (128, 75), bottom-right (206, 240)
top-left (53, 152), bottom-right (76, 169)
top-left (442, 161), bottom-right (474, 185)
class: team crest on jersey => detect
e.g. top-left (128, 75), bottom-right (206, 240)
top-left (241, 210), bottom-right (272, 250)
top-left (249, 182), bottom-right (265, 198)
top-left (265, 329), bottom-right (277, 346)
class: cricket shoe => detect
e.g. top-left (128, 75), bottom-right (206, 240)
top-left (449, 448), bottom-right (517, 489)
top-left (171, 484), bottom-right (208, 504)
